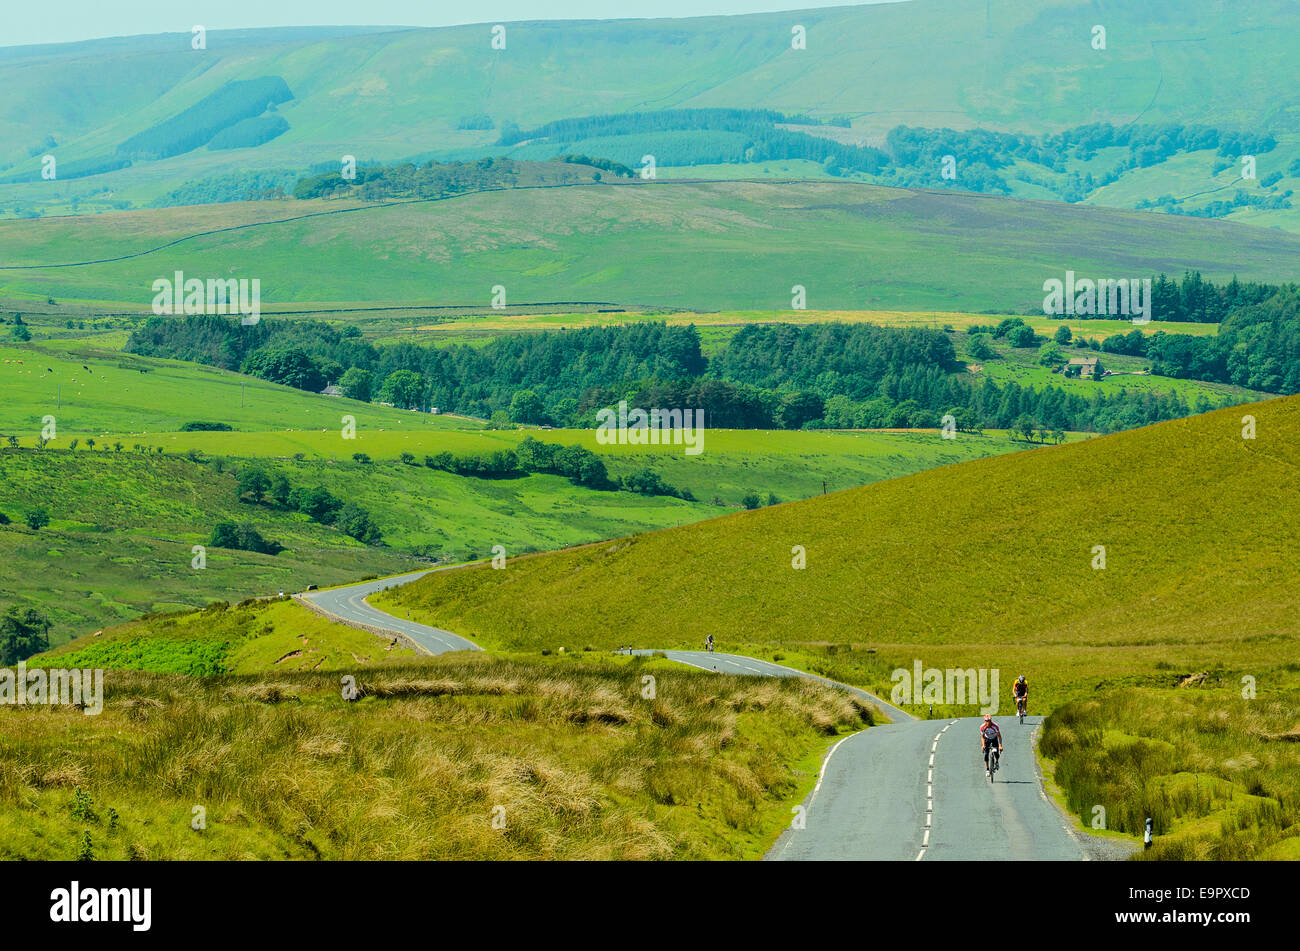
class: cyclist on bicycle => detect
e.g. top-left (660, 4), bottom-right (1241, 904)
top-left (705, 633), bottom-right (714, 653)
top-left (1013, 675), bottom-right (1028, 715)
top-left (979, 714), bottom-right (1003, 773)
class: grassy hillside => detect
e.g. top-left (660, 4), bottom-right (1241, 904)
top-left (37, 597), bottom-right (423, 676)
top-left (4, 1), bottom-right (1298, 186)
top-left (0, 444), bottom-right (722, 643)
top-left (4, 182), bottom-right (1300, 312)
top-left (0, 449), bottom-right (414, 641)
top-left (1, 644), bottom-right (873, 859)
top-left (380, 394), bottom-right (1300, 711)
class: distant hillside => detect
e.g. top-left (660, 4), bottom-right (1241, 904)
top-left (3, 181), bottom-right (1299, 312)
top-left (3, 1), bottom-right (1300, 225)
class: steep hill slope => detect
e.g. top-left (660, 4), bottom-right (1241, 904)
top-left (381, 394), bottom-right (1300, 661)
top-left (4, 0), bottom-right (1297, 169)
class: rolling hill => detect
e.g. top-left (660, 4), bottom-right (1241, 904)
top-left (4, 181), bottom-right (1300, 311)
top-left (379, 393), bottom-right (1300, 703)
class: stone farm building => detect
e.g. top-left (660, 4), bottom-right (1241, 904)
top-left (1064, 357), bottom-right (1102, 379)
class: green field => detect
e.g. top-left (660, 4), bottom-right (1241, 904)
top-left (58, 424), bottom-right (1071, 521)
top-left (4, 182), bottom-right (1299, 313)
top-left (0, 340), bottom-right (1066, 511)
top-left (0, 338), bottom-right (481, 435)
top-left (418, 308), bottom-right (1224, 340)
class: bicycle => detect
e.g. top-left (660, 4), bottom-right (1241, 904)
top-left (986, 745), bottom-right (1000, 781)
top-left (1016, 695), bottom-right (1027, 725)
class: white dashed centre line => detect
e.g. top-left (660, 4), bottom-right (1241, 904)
top-left (916, 719), bottom-right (960, 861)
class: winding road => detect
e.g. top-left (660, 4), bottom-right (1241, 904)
top-left (300, 572), bottom-right (1098, 861)
top-left (298, 569), bottom-right (479, 654)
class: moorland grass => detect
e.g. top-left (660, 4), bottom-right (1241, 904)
top-left (1041, 684), bottom-right (1300, 860)
top-left (0, 652), bottom-right (874, 860)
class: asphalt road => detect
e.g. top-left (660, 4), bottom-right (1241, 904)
top-left (767, 714), bottom-right (1085, 861)
top-left (625, 649), bottom-right (913, 723)
top-left (299, 569), bottom-right (481, 654)
top-left (303, 576), bottom-right (1088, 861)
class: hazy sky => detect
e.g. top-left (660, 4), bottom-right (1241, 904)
top-left (3, 1), bottom-right (902, 49)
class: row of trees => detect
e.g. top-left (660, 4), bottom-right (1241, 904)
top-left (291, 155), bottom-right (611, 202)
top-left (813, 370), bottom-right (1216, 434)
top-left (129, 303), bottom-right (1273, 438)
top-left (129, 318), bottom-right (709, 422)
top-left (416, 436), bottom-right (690, 498)
top-left (500, 108), bottom-right (891, 175)
top-left (149, 169), bottom-right (299, 208)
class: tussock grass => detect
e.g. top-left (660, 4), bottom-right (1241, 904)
top-left (0, 656), bottom-right (871, 860)
top-left (1042, 685), bottom-right (1300, 860)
